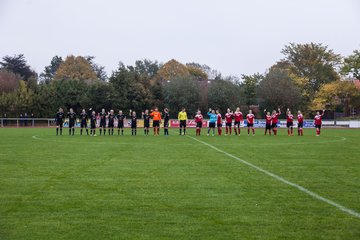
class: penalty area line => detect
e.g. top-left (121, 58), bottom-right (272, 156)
top-left (186, 135), bottom-right (360, 219)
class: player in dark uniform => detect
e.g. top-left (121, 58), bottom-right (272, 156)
top-left (142, 109), bottom-right (150, 135)
top-left (55, 108), bottom-right (65, 136)
top-left (107, 109), bottom-right (115, 135)
top-left (116, 110), bottom-right (126, 135)
top-left (90, 110), bottom-right (97, 136)
top-left (79, 109), bottom-right (89, 135)
top-left (99, 108), bottom-right (107, 136)
top-left (130, 110), bottom-right (137, 136)
top-left (67, 108), bottom-right (76, 136)
top-left (163, 108), bottom-right (170, 136)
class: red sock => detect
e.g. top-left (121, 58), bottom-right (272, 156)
top-left (234, 128), bottom-right (237, 135)
top-left (301, 129), bottom-right (303, 136)
top-left (252, 128), bottom-right (255, 135)
top-left (265, 130), bottom-right (267, 135)
top-left (248, 128), bottom-right (250, 134)
top-left (288, 129), bottom-right (290, 135)
top-left (229, 128), bottom-right (232, 134)
top-left (226, 127), bottom-right (228, 134)
top-left (238, 128), bottom-right (240, 134)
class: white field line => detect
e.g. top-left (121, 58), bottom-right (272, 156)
top-left (186, 135), bottom-right (360, 219)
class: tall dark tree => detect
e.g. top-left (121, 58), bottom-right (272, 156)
top-left (241, 73), bottom-right (263, 106)
top-left (39, 56), bottom-right (63, 83)
top-left (85, 56), bottom-right (108, 81)
top-left (208, 79), bottom-right (242, 113)
top-left (163, 76), bottom-right (200, 118)
top-left (257, 67), bottom-right (301, 111)
top-left (0, 54), bottom-right (36, 82)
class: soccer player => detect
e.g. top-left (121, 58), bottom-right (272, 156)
top-left (107, 110), bottom-right (115, 135)
top-left (271, 108), bottom-right (281, 136)
top-left (79, 109), bottom-right (89, 135)
top-left (90, 110), bottom-right (97, 136)
top-left (178, 107), bottom-right (188, 136)
top-left (130, 110), bottom-right (137, 136)
top-left (297, 110), bottom-right (304, 136)
top-left (99, 108), bottom-right (107, 136)
top-left (67, 108), bottom-right (76, 136)
top-left (216, 109), bottom-right (223, 136)
top-left (116, 110), bottom-right (126, 135)
top-left (264, 110), bottom-right (272, 135)
top-left (207, 108), bottom-right (217, 136)
top-left (225, 108), bottom-right (233, 136)
top-left (233, 107), bottom-right (243, 136)
top-left (163, 108), bottom-right (170, 136)
top-left (150, 107), bottom-right (162, 136)
top-left (142, 109), bottom-right (151, 135)
top-left (314, 109), bottom-right (325, 136)
top-left (246, 110), bottom-right (255, 136)
top-left (195, 110), bottom-right (203, 136)
top-left (286, 108), bottom-right (294, 136)
top-left (55, 108), bottom-right (65, 136)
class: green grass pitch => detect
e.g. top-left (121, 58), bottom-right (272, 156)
top-left (0, 127), bottom-right (359, 239)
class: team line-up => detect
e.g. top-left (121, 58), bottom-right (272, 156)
top-left (54, 107), bottom-right (326, 137)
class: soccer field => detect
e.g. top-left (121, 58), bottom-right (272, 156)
top-left (0, 128), bottom-right (359, 239)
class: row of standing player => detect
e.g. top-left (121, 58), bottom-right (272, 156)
top-left (193, 108), bottom-right (326, 137)
top-left (55, 107), bottom-right (326, 137)
top-left (55, 107), bottom-right (168, 136)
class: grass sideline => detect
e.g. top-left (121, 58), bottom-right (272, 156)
top-left (0, 128), bottom-right (359, 239)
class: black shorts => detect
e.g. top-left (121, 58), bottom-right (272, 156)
top-left (209, 122), bottom-right (216, 128)
top-left (217, 123), bottom-right (222, 128)
top-left (180, 120), bottom-right (187, 128)
top-left (287, 122), bottom-right (293, 128)
top-left (196, 122), bottom-right (202, 128)
top-left (153, 120), bottom-right (160, 127)
top-left (91, 123), bottom-right (96, 129)
top-left (234, 121), bottom-right (240, 127)
top-left (108, 121), bottom-right (114, 128)
top-left (81, 121), bottom-right (87, 128)
top-left (271, 123), bottom-right (278, 129)
top-left (315, 124), bottom-right (321, 129)
top-left (226, 122), bottom-right (232, 127)
top-left (266, 123), bottom-right (271, 130)
top-left (247, 123), bottom-right (253, 127)
top-left (298, 122), bottom-right (303, 128)
top-left (56, 121), bottom-right (63, 127)
top-left (144, 121), bottom-right (150, 128)
top-left (100, 120), bottom-right (106, 128)
top-left (164, 121), bottom-right (169, 128)
top-left (131, 123), bottom-right (137, 129)
top-left (69, 120), bottom-right (75, 128)
top-left (118, 121), bottom-right (124, 128)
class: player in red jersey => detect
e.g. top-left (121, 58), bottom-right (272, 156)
top-left (314, 109), bottom-right (325, 136)
top-left (225, 108), bottom-right (233, 136)
top-left (286, 108), bottom-right (294, 136)
top-left (233, 107), bottom-right (243, 135)
top-left (195, 110), bottom-right (203, 136)
top-left (216, 110), bottom-right (223, 136)
top-left (264, 110), bottom-right (272, 135)
top-left (246, 110), bottom-right (255, 136)
top-left (271, 108), bottom-right (281, 135)
top-left (297, 110), bottom-right (304, 136)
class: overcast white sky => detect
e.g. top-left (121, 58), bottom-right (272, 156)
top-left (0, 0), bottom-right (359, 77)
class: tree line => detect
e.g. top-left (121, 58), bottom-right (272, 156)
top-left (0, 42), bottom-right (359, 119)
